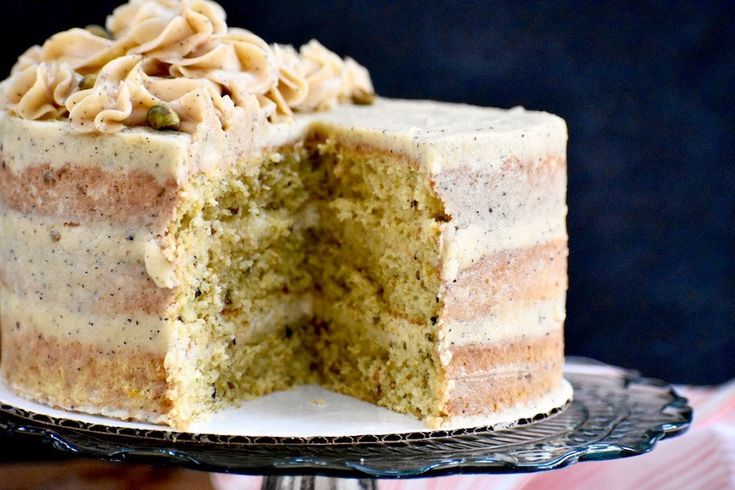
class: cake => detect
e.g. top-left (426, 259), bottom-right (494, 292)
top-left (0, 0), bottom-right (571, 430)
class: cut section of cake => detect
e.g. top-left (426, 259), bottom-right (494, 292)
top-left (0, 0), bottom-right (570, 430)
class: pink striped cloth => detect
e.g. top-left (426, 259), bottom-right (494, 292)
top-left (211, 381), bottom-right (735, 490)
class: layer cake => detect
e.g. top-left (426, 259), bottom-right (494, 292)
top-left (0, 0), bottom-right (571, 430)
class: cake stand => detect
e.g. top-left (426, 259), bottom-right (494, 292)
top-left (0, 357), bottom-right (691, 487)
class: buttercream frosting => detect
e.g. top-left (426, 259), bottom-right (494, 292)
top-left (0, 0), bottom-right (374, 134)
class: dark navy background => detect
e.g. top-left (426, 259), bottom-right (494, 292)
top-left (2, 0), bottom-right (734, 384)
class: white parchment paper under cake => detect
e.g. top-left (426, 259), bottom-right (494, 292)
top-left (0, 376), bottom-right (574, 438)
top-left (0, 382), bottom-right (429, 437)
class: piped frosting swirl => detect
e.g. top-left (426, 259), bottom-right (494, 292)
top-left (0, 0), bottom-right (374, 134)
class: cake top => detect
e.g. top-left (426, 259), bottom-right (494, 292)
top-left (0, 0), bottom-right (374, 134)
top-left (292, 98), bottom-right (567, 173)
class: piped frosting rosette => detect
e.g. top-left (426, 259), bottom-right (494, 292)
top-left (0, 0), bottom-right (374, 134)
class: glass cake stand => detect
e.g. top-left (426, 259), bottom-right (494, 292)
top-left (0, 357), bottom-right (691, 487)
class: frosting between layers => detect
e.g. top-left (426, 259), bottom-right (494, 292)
top-left (442, 298), bottom-right (565, 348)
top-left (441, 217), bottom-right (566, 280)
top-left (0, 209), bottom-right (167, 303)
top-left (1, 290), bottom-right (171, 354)
top-left (0, 0), bottom-right (374, 134)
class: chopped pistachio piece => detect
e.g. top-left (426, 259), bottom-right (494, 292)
top-left (85, 24), bottom-right (113, 39)
top-left (79, 74), bottom-right (97, 90)
top-left (352, 90), bottom-right (376, 105)
top-left (147, 104), bottom-right (181, 131)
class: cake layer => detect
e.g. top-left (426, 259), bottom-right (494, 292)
top-left (1, 323), bottom-right (171, 425)
top-left (448, 328), bottom-right (564, 378)
top-left (441, 239), bottom-right (568, 325)
top-left (440, 379), bottom-right (572, 430)
top-left (0, 162), bottom-right (180, 227)
top-left (446, 328), bottom-right (564, 416)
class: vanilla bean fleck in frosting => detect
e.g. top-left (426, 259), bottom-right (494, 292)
top-left (0, 0), bottom-right (374, 134)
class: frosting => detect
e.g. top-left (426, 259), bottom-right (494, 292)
top-left (441, 298), bottom-right (565, 348)
top-left (292, 40), bottom-right (373, 111)
top-left (144, 238), bottom-right (179, 289)
top-left (0, 62), bottom-right (81, 120)
top-left (0, 0), bottom-right (374, 134)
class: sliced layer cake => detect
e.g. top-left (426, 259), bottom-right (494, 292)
top-left (0, 0), bottom-right (570, 430)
